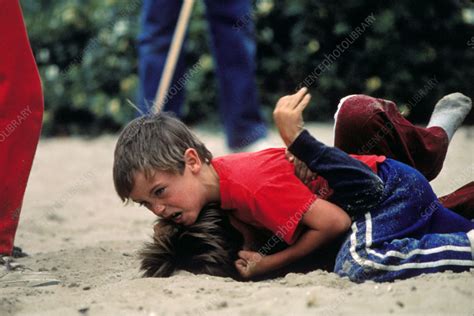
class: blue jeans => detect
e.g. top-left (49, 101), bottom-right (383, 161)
top-left (334, 159), bottom-right (474, 283)
top-left (137, 0), bottom-right (267, 149)
top-left (289, 129), bottom-right (474, 282)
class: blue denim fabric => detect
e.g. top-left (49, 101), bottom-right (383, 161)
top-left (334, 159), bottom-right (474, 283)
top-left (137, 0), bottom-right (267, 149)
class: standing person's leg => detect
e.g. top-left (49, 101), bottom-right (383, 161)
top-left (334, 159), bottom-right (474, 283)
top-left (0, 0), bottom-right (43, 256)
top-left (204, 0), bottom-right (267, 150)
top-left (137, 0), bottom-right (186, 116)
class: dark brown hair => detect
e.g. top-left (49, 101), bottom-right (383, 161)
top-left (139, 204), bottom-right (244, 280)
top-left (113, 113), bottom-right (213, 202)
top-left (138, 204), bottom-right (337, 280)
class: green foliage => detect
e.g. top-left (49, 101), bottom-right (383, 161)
top-left (22, 0), bottom-right (140, 135)
top-left (22, 0), bottom-right (474, 135)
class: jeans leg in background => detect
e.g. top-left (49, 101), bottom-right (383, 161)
top-left (205, 0), bottom-right (267, 149)
top-left (138, 0), bottom-right (187, 116)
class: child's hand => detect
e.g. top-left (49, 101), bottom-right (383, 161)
top-left (294, 157), bottom-right (317, 185)
top-left (273, 87), bottom-right (311, 146)
top-left (286, 150), bottom-right (318, 186)
top-left (234, 250), bottom-right (266, 279)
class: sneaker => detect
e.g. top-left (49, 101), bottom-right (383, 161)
top-left (12, 246), bottom-right (29, 258)
top-left (0, 256), bottom-right (24, 271)
top-left (1, 256), bottom-right (60, 288)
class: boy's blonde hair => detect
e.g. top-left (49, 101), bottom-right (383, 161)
top-left (113, 113), bottom-right (213, 202)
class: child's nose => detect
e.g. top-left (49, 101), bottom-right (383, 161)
top-left (151, 203), bottom-right (166, 217)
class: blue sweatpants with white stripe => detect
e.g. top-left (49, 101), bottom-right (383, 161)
top-left (334, 159), bottom-right (474, 283)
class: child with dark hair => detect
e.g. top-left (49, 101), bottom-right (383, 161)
top-left (139, 204), bottom-right (334, 280)
top-left (116, 88), bottom-right (473, 282)
top-left (139, 204), bottom-right (244, 280)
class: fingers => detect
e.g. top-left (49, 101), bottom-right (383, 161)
top-left (273, 87), bottom-right (311, 147)
top-left (296, 92), bottom-right (311, 112)
top-left (275, 87), bottom-right (309, 111)
top-left (302, 167), bottom-right (316, 185)
top-left (235, 258), bottom-right (247, 268)
top-left (289, 154), bottom-right (316, 185)
top-left (238, 250), bottom-right (262, 265)
top-left (291, 87), bottom-right (308, 107)
top-left (294, 158), bottom-right (317, 185)
top-left (301, 161), bottom-right (315, 185)
top-left (285, 150), bottom-right (295, 163)
top-left (287, 87), bottom-right (308, 110)
top-left (238, 250), bottom-right (254, 261)
top-left (294, 158), bottom-right (304, 179)
top-left (295, 159), bottom-right (310, 183)
top-left (234, 259), bottom-right (251, 279)
top-left (234, 259), bottom-right (247, 274)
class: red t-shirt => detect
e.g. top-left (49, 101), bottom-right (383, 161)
top-left (211, 148), bottom-right (385, 244)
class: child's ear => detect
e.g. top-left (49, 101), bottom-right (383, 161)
top-left (183, 148), bottom-right (202, 173)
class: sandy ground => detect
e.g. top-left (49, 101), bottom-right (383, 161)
top-left (1, 123), bottom-right (473, 316)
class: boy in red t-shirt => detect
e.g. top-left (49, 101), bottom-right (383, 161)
top-left (117, 109), bottom-right (350, 277)
top-left (114, 87), bottom-right (473, 281)
top-left (115, 87), bottom-right (395, 279)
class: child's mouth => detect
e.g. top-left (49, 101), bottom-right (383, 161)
top-left (171, 212), bottom-right (183, 222)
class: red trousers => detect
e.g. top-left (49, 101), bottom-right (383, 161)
top-left (334, 95), bottom-right (473, 218)
top-left (0, 1), bottom-right (43, 255)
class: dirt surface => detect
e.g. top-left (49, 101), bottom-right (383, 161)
top-left (1, 123), bottom-right (473, 316)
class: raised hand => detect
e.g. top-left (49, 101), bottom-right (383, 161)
top-left (273, 87), bottom-right (311, 147)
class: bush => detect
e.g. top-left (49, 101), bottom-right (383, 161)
top-left (23, 0), bottom-right (141, 135)
top-left (22, 0), bottom-right (474, 135)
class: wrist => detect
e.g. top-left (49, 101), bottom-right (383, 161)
top-left (290, 129), bottom-right (304, 146)
top-left (254, 254), bottom-right (271, 273)
top-left (258, 251), bottom-right (290, 273)
top-left (286, 128), bottom-right (305, 147)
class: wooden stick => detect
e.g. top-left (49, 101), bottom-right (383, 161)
top-left (154, 0), bottom-right (195, 113)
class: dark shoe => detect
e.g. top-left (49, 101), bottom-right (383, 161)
top-left (12, 246), bottom-right (28, 258)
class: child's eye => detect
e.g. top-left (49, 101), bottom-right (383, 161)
top-left (154, 188), bottom-right (165, 197)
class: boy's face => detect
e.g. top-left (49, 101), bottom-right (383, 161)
top-left (129, 149), bottom-right (210, 226)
